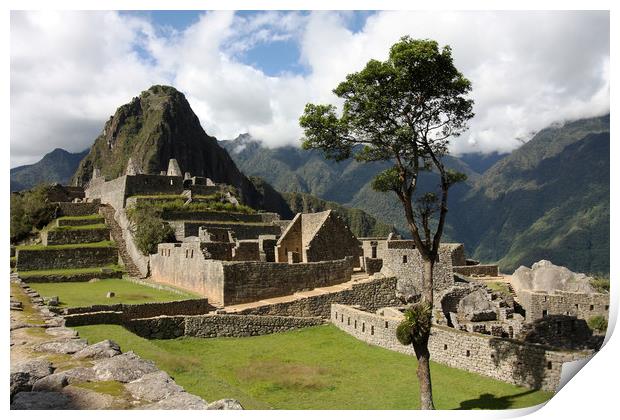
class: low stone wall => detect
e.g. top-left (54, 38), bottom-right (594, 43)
top-left (518, 289), bottom-right (610, 323)
top-left (162, 210), bottom-right (275, 223)
top-left (126, 314), bottom-right (324, 339)
top-left (331, 304), bottom-right (591, 392)
top-left (62, 298), bottom-right (215, 319)
top-left (56, 217), bottom-right (105, 227)
top-left (42, 228), bottom-right (111, 246)
top-left (234, 276), bottom-right (398, 318)
top-left (170, 221), bottom-right (282, 241)
top-left (16, 246), bottom-right (118, 271)
top-left (20, 270), bottom-right (123, 283)
top-left (54, 202), bottom-right (100, 217)
top-left (453, 264), bottom-right (499, 277)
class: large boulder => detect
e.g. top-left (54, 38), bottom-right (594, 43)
top-left (125, 371), bottom-right (184, 402)
top-left (72, 340), bottom-right (121, 360)
top-left (34, 339), bottom-right (88, 354)
top-left (93, 351), bottom-right (158, 383)
top-left (32, 372), bottom-right (69, 392)
top-left (11, 392), bottom-right (72, 409)
top-left (458, 289), bottom-right (497, 322)
top-left (141, 392), bottom-right (209, 410)
top-left (511, 260), bottom-right (597, 295)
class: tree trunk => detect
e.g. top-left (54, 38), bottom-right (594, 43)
top-left (413, 339), bottom-right (434, 410)
top-left (415, 258), bottom-right (435, 409)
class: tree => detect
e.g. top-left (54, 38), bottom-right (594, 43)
top-left (299, 37), bottom-right (474, 409)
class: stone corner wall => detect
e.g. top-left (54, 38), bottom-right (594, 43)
top-left (330, 304), bottom-right (590, 392)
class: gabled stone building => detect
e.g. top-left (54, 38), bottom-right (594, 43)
top-left (275, 210), bottom-right (362, 266)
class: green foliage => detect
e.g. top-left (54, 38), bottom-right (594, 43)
top-left (127, 206), bottom-right (175, 255)
top-left (371, 167), bottom-right (401, 193)
top-left (590, 277), bottom-right (610, 293)
top-left (10, 185), bottom-right (57, 243)
top-left (587, 316), bottom-right (608, 332)
top-left (396, 302), bottom-right (432, 346)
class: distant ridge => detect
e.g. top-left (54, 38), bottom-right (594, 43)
top-left (10, 148), bottom-right (89, 191)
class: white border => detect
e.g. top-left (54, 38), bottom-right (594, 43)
top-left (2, 1), bottom-right (616, 420)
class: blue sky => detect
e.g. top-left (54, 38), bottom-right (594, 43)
top-left (121, 10), bottom-right (377, 76)
top-left (10, 10), bottom-right (609, 167)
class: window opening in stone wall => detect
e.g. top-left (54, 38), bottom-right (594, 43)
top-left (347, 317), bottom-right (350, 325)
top-left (542, 310), bottom-right (548, 317)
top-left (341, 314), bottom-right (344, 322)
top-left (354, 320), bottom-right (357, 329)
top-left (605, 305), bottom-right (609, 310)
top-left (444, 344), bottom-right (448, 350)
top-left (371, 245), bottom-right (377, 259)
top-left (402, 255), bottom-right (408, 264)
top-left (385, 321), bottom-right (389, 328)
top-left (191, 249), bottom-right (194, 258)
top-left (170, 180), bottom-right (174, 185)
top-left (590, 305), bottom-right (594, 311)
top-left (362, 322), bottom-right (365, 332)
top-left (371, 326), bottom-right (374, 335)
top-left (466, 350), bottom-right (470, 357)
top-left (575, 304), bottom-right (579, 309)
top-left (547, 361), bottom-right (552, 370)
top-left (335, 311), bottom-right (338, 319)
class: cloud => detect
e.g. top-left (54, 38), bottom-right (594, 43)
top-left (10, 10), bottom-right (609, 167)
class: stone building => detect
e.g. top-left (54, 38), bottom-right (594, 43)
top-left (275, 210), bottom-right (362, 266)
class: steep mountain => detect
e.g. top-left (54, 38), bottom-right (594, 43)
top-left (220, 134), bottom-right (479, 236)
top-left (10, 148), bottom-right (88, 191)
top-left (72, 85), bottom-right (267, 209)
top-left (222, 114), bottom-right (610, 274)
top-left (281, 191), bottom-right (395, 237)
top-left (452, 115), bottom-right (610, 274)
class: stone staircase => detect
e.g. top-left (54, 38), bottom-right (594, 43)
top-left (99, 205), bottom-right (142, 278)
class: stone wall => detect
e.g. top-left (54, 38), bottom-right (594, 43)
top-left (86, 175), bottom-right (127, 211)
top-left (234, 276), bottom-right (398, 318)
top-left (162, 210), bottom-right (277, 223)
top-left (453, 264), bottom-right (499, 277)
top-left (232, 241), bottom-right (260, 261)
top-left (42, 228), bottom-right (110, 246)
top-left (62, 298), bottom-right (216, 326)
top-left (16, 246), bottom-right (118, 271)
top-left (115, 208), bottom-right (150, 277)
top-left (518, 289), bottom-right (610, 322)
top-left (380, 241), bottom-right (456, 296)
top-left (304, 212), bottom-right (362, 267)
top-left (124, 174), bottom-right (184, 198)
top-left (56, 217), bottom-right (105, 227)
top-left (220, 258), bottom-right (354, 306)
top-left (20, 270), bottom-right (123, 283)
top-left (151, 243), bottom-right (356, 306)
top-left (54, 202), bottom-right (100, 217)
top-left (275, 214), bottom-right (302, 263)
top-left (125, 314), bottom-right (324, 339)
top-left (364, 257), bottom-right (383, 275)
top-left (170, 221), bottom-right (281, 241)
top-left (331, 304), bottom-right (591, 392)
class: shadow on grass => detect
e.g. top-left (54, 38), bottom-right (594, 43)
top-left (457, 389), bottom-right (542, 410)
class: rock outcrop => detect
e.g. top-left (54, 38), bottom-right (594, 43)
top-left (511, 260), bottom-right (597, 294)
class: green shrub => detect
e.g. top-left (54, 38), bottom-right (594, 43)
top-left (587, 316), bottom-right (608, 332)
top-left (10, 185), bottom-right (56, 243)
top-left (127, 206), bottom-right (175, 255)
top-left (395, 302), bottom-right (432, 346)
top-left (590, 277), bottom-right (610, 293)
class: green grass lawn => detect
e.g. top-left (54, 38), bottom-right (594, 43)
top-left (57, 214), bottom-right (103, 221)
top-left (485, 281), bottom-right (512, 295)
top-left (27, 278), bottom-right (198, 307)
top-left (74, 324), bottom-right (552, 410)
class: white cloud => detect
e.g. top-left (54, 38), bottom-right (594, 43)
top-left (10, 10), bottom-right (609, 167)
